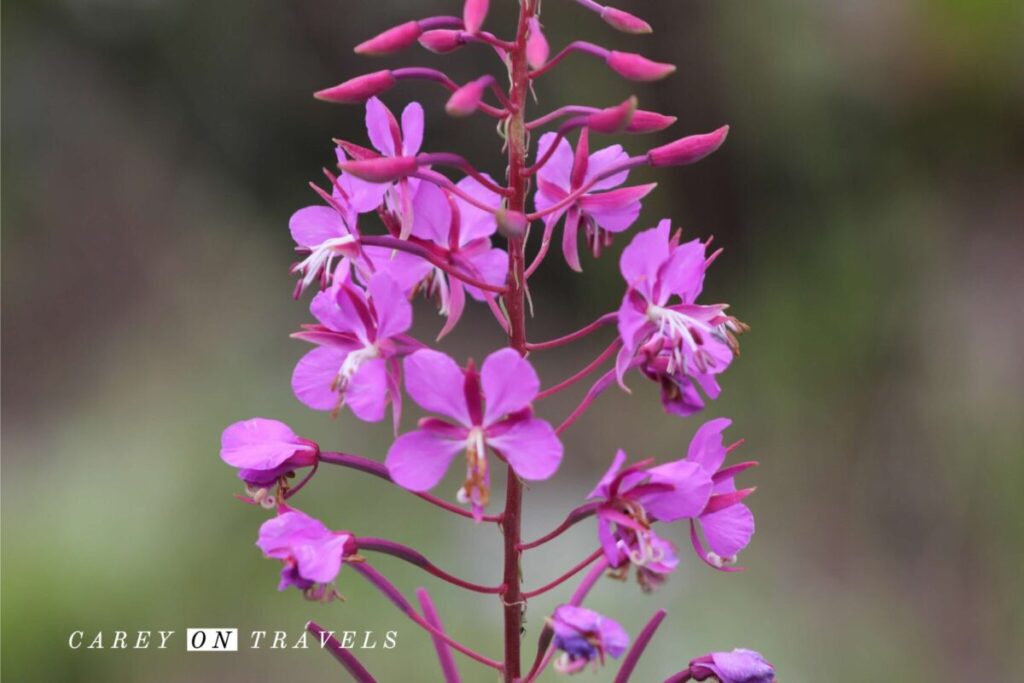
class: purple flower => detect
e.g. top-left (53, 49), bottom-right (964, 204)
top-left (616, 220), bottom-right (747, 416)
top-left (588, 448), bottom-right (712, 588)
top-left (353, 96), bottom-right (425, 238)
top-left (257, 508), bottom-right (354, 601)
top-left (373, 180), bottom-right (506, 338)
top-left (549, 605), bottom-right (629, 674)
top-left (689, 649), bottom-right (775, 683)
top-left (291, 272), bottom-right (417, 425)
top-left (685, 418), bottom-right (757, 570)
top-left (385, 348), bottom-right (563, 519)
top-left (534, 128), bottom-right (655, 271)
top-left (220, 418), bottom-right (319, 504)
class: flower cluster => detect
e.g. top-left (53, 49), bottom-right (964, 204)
top-left (219, 2), bottom-right (775, 681)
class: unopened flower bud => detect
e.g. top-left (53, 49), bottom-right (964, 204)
top-left (586, 96), bottom-right (637, 133)
top-left (354, 21), bottom-right (423, 55)
top-left (463, 0), bottom-right (489, 34)
top-left (315, 70), bottom-right (395, 104)
top-left (606, 51), bottom-right (676, 81)
top-left (626, 109), bottom-right (677, 134)
top-left (496, 209), bottom-right (528, 240)
top-left (526, 17), bottom-right (549, 69)
top-left (446, 76), bottom-right (491, 117)
top-left (338, 156), bottom-right (419, 182)
top-left (600, 7), bottom-right (652, 34)
top-left (648, 126), bottom-right (729, 167)
top-left (419, 29), bottom-right (465, 54)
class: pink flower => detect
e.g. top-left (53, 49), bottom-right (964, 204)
top-left (616, 220), bottom-right (747, 416)
top-left (549, 605), bottom-right (629, 673)
top-left (386, 348), bottom-right (563, 520)
top-left (534, 129), bottom-right (655, 270)
top-left (291, 272), bottom-right (418, 425)
top-left (220, 418), bottom-right (319, 500)
top-left (257, 508), bottom-right (354, 601)
top-left (372, 180), bottom-right (506, 338)
top-left (685, 418), bottom-right (757, 570)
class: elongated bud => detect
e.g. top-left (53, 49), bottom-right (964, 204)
top-left (463, 0), bottom-right (489, 34)
top-left (648, 125), bottom-right (729, 166)
top-left (338, 156), bottom-right (418, 182)
top-left (496, 209), bottom-right (528, 240)
top-left (585, 96), bottom-right (637, 133)
top-left (626, 110), bottom-right (677, 134)
top-left (600, 7), bottom-right (652, 34)
top-left (334, 140), bottom-right (378, 161)
top-left (355, 21), bottom-right (422, 55)
top-left (526, 17), bottom-right (550, 70)
top-left (419, 29), bottom-right (465, 54)
top-left (446, 76), bottom-right (491, 117)
top-left (315, 70), bottom-right (395, 104)
top-left (606, 51), bottom-right (676, 81)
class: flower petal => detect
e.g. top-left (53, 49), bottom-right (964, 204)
top-left (578, 183), bottom-right (655, 233)
top-left (401, 101), bottom-right (425, 155)
top-left (700, 502), bottom-right (754, 558)
top-left (221, 418), bottom-right (312, 470)
top-left (686, 417), bottom-right (732, 473)
top-left (410, 181), bottom-right (452, 244)
top-left (386, 428), bottom-right (465, 491)
top-left (346, 358), bottom-right (389, 422)
top-left (534, 132), bottom-right (573, 190)
top-left (403, 349), bottom-right (471, 425)
top-left (292, 346), bottom-right (347, 411)
top-left (584, 143), bottom-right (630, 190)
top-left (367, 272), bottom-right (412, 340)
top-left (642, 460), bottom-right (714, 521)
top-left (481, 348), bottom-right (539, 424)
top-left (454, 175), bottom-right (501, 243)
top-left (619, 219), bottom-right (672, 302)
top-left (487, 417), bottom-right (562, 480)
top-left (290, 206), bottom-right (348, 247)
top-left (365, 97), bottom-right (398, 157)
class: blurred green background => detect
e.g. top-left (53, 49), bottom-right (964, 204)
top-left (3, 0), bottom-right (1023, 681)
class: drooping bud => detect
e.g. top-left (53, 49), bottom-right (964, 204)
top-left (496, 209), bottom-right (528, 240)
top-left (606, 51), bottom-right (676, 81)
top-left (315, 71), bottom-right (395, 104)
top-left (526, 17), bottom-right (550, 70)
top-left (585, 96), bottom-right (637, 133)
top-left (354, 21), bottom-right (422, 55)
top-left (648, 126), bottom-right (729, 167)
top-left (338, 156), bottom-right (419, 183)
top-left (626, 109), bottom-right (677, 134)
top-left (463, 0), bottom-right (489, 34)
top-left (600, 7), bottom-right (653, 34)
top-left (446, 76), bottom-right (491, 117)
top-left (419, 29), bottom-right (465, 54)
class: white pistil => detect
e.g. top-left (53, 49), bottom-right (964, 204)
top-left (292, 236), bottom-right (357, 291)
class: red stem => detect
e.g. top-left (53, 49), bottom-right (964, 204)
top-left (416, 588), bottom-right (462, 683)
top-left (526, 312), bottom-right (617, 350)
top-left (522, 548), bottom-right (603, 599)
top-left (536, 340), bottom-right (622, 400)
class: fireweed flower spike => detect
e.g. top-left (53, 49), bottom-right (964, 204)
top-left (220, 418), bottom-right (319, 506)
top-left (291, 272), bottom-right (416, 425)
top-left (257, 507), bottom-right (355, 602)
top-left (534, 128), bottom-right (656, 270)
top-left (225, 1), bottom-right (776, 681)
top-left (386, 348), bottom-right (563, 520)
top-left (549, 604), bottom-right (629, 674)
top-left (616, 219), bottom-right (748, 415)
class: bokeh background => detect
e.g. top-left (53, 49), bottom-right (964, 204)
top-left (3, 0), bottom-right (1023, 681)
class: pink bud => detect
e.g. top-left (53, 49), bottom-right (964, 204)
top-left (585, 96), bottom-right (637, 133)
top-left (419, 29), bottom-right (465, 54)
top-left (496, 210), bottom-right (528, 240)
top-left (446, 77), bottom-right (490, 117)
top-left (648, 126), bottom-right (729, 167)
top-left (354, 21), bottom-right (422, 55)
top-left (338, 156), bottom-right (419, 182)
top-left (463, 0), bottom-right (489, 34)
top-left (334, 140), bottom-right (378, 161)
top-left (600, 7), bottom-right (652, 34)
top-left (315, 70), bottom-right (396, 104)
top-left (526, 17), bottom-right (549, 70)
top-left (626, 110), bottom-right (677, 134)
top-left (606, 51), bottom-right (676, 81)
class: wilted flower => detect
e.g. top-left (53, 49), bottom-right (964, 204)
top-left (549, 605), bottom-right (629, 673)
top-left (257, 508), bottom-right (354, 601)
top-left (688, 649), bottom-right (775, 683)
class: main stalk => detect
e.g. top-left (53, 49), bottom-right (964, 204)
top-left (501, 2), bottom-right (535, 680)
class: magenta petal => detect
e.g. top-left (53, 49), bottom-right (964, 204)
top-left (411, 179), bottom-right (452, 244)
top-left (587, 449), bottom-right (629, 499)
top-left (385, 428), bottom-right (465, 492)
top-left (642, 460), bottom-right (714, 521)
top-left (686, 417), bottom-right (732, 473)
top-left (534, 132), bottom-right (573, 189)
top-left (367, 272), bottom-right (412, 340)
top-left (401, 101), bottom-right (424, 155)
top-left (583, 143), bottom-right (630, 191)
top-left (292, 346), bottom-right (347, 411)
top-left (487, 417), bottom-right (562, 480)
top-left (365, 97), bottom-right (397, 157)
top-left (578, 183), bottom-right (656, 232)
top-left (460, 247), bottom-right (508, 300)
top-left (221, 418), bottom-right (312, 470)
top-left (619, 219), bottom-right (672, 300)
top-left (616, 290), bottom-right (650, 354)
top-left (363, 246), bottom-right (433, 293)
top-left (597, 516), bottom-right (622, 565)
top-left (561, 206), bottom-right (583, 272)
top-left (454, 175), bottom-right (501, 243)
top-left (346, 358), bottom-right (388, 422)
top-left (290, 206), bottom-right (348, 247)
top-left (481, 348), bottom-right (540, 424)
top-left (402, 349), bottom-right (471, 425)
top-left (700, 502), bottom-right (754, 558)
top-left (659, 238), bottom-right (707, 303)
